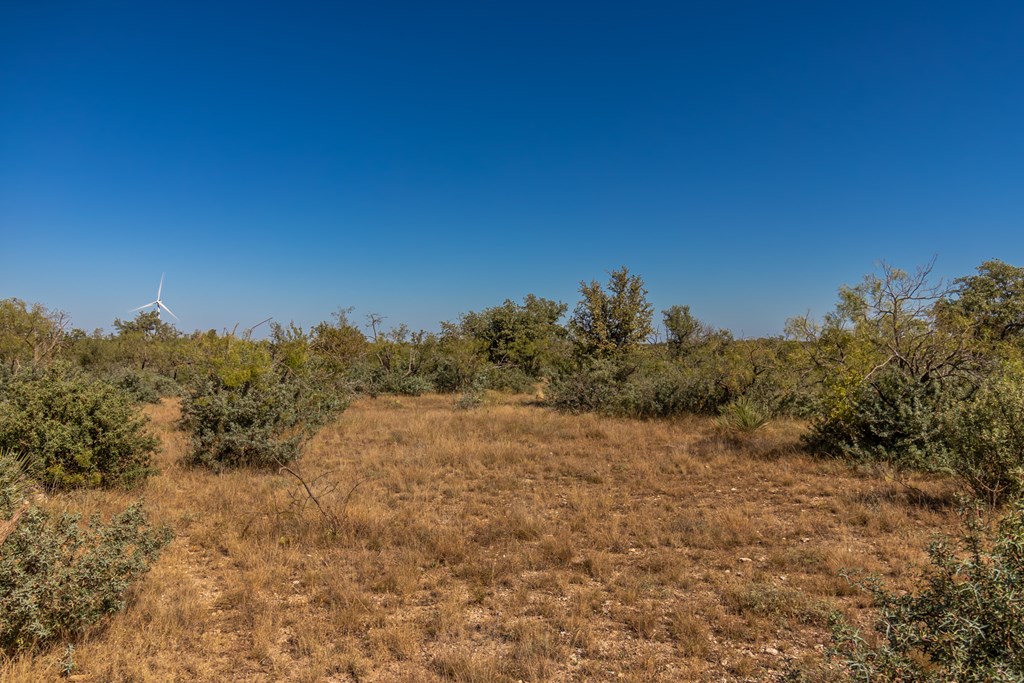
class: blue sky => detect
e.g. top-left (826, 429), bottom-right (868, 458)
top-left (2, 1), bottom-right (1022, 336)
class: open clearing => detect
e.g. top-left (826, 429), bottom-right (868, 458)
top-left (3, 394), bottom-right (956, 682)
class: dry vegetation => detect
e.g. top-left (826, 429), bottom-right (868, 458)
top-left (1, 393), bottom-right (957, 682)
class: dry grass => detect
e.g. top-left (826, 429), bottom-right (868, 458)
top-left (1, 394), bottom-right (958, 681)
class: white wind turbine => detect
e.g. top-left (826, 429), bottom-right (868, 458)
top-left (131, 273), bottom-right (178, 321)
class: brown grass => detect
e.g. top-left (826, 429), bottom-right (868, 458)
top-left (1, 394), bottom-right (957, 681)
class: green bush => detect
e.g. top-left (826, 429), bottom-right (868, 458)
top-left (0, 364), bottom-right (159, 488)
top-left (804, 369), bottom-right (953, 473)
top-left (621, 363), bottom-right (730, 417)
top-left (942, 368), bottom-right (1024, 506)
top-left (345, 360), bottom-right (436, 397)
top-left (454, 372), bottom-right (491, 410)
top-left (374, 370), bottom-right (434, 397)
top-left (0, 501), bottom-right (172, 654)
top-left (181, 373), bottom-right (347, 470)
top-left (107, 368), bottom-right (180, 404)
top-left (422, 355), bottom-right (472, 394)
top-left (545, 360), bottom-right (625, 414)
top-left (484, 365), bottom-right (537, 393)
top-left (547, 359), bottom-right (732, 418)
top-left (830, 503), bottom-right (1024, 682)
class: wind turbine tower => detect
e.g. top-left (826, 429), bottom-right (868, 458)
top-left (131, 273), bottom-right (178, 322)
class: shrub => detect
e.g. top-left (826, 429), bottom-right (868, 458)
top-left (0, 501), bottom-right (172, 654)
top-left (346, 361), bottom-right (436, 397)
top-left (374, 371), bottom-right (434, 397)
top-left (455, 391), bottom-right (485, 410)
top-left (546, 359), bottom-right (731, 418)
top-left (423, 355), bottom-right (473, 394)
top-left (942, 368), bottom-right (1024, 506)
top-left (484, 365), bottom-right (537, 393)
top-left (545, 360), bottom-right (624, 414)
top-left (107, 368), bottom-right (180, 404)
top-left (181, 373), bottom-right (347, 470)
top-left (803, 369), bottom-right (953, 474)
top-left (829, 503), bottom-right (1024, 682)
top-left (0, 364), bottom-right (159, 488)
top-left (454, 373), bottom-right (490, 410)
top-left (621, 363), bottom-right (730, 417)
top-left (717, 396), bottom-right (770, 434)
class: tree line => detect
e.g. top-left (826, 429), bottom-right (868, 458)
top-left (3, 259), bottom-right (1024, 501)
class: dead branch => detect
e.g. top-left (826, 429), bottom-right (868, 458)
top-left (279, 466), bottom-right (340, 532)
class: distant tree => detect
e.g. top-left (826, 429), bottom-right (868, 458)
top-left (311, 307), bottom-right (368, 367)
top-left (112, 311), bottom-right (178, 341)
top-left (662, 305), bottom-right (711, 357)
top-left (461, 294), bottom-right (568, 376)
top-left (947, 259), bottom-right (1024, 343)
top-left (109, 311), bottom-right (180, 373)
top-left (569, 267), bottom-right (654, 358)
top-left (0, 298), bottom-right (69, 373)
top-left (787, 260), bottom-right (979, 391)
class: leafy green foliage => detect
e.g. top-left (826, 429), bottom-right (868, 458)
top-left (0, 298), bottom-right (69, 373)
top-left (426, 324), bottom-right (488, 394)
top-left (545, 359), bottom-right (631, 415)
top-left (0, 364), bottom-right (159, 488)
top-left (549, 303), bottom-right (805, 421)
top-left (547, 358), bottom-right (731, 418)
top-left (99, 311), bottom-right (186, 382)
top-left (0, 502), bottom-right (172, 654)
top-left (804, 368), bottom-right (954, 471)
top-left (570, 267), bottom-right (653, 358)
top-left (460, 295), bottom-right (568, 378)
top-left (792, 262), bottom-right (982, 476)
top-left (108, 368), bottom-right (181, 404)
top-left (455, 373), bottom-right (489, 410)
top-left (948, 259), bottom-right (1024, 344)
top-left (942, 365), bottom-right (1024, 506)
top-left (180, 332), bottom-right (348, 469)
top-left (618, 361), bottom-right (731, 418)
top-left (830, 503), bottom-right (1024, 682)
top-left (662, 305), bottom-right (711, 358)
top-left (311, 307), bottom-right (369, 369)
top-left (483, 365), bottom-right (538, 393)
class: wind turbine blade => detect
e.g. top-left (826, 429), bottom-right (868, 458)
top-left (158, 301), bottom-right (178, 320)
top-left (130, 302), bottom-right (158, 312)
top-left (157, 273), bottom-right (165, 300)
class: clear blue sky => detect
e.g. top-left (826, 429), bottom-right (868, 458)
top-left (2, 1), bottom-right (1022, 336)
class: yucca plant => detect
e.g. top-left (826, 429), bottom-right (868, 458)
top-left (716, 396), bottom-right (769, 434)
top-left (0, 448), bottom-right (37, 520)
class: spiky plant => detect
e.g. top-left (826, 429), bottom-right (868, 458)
top-left (716, 396), bottom-right (769, 434)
